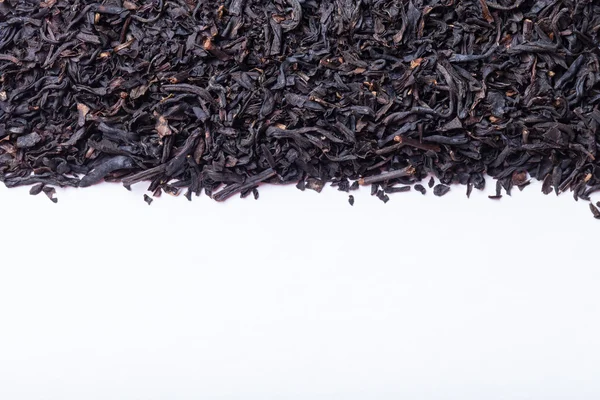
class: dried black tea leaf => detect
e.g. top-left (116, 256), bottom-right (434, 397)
top-left (42, 187), bottom-right (57, 204)
top-left (348, 195), bottom-right (355, 206)
top-left (371, 184), bottom-right (379, 196)
top-left (590, 203), bottom-right (600, 219)
top-left (542, 176), bottom-right (554, 195)
top-left (433, 185), bottom-right (450, 197)
top-left (512, 172), bottom-right (528, 187)
top-left (414, 185), bottom-right (427, 195)
top-left (29, 184), bottom-right (44, 196)
top-left (144, 195), bottom-right (153, 206)
top-left (428, 177), bottom-right (435, 188)
top-left (305, 178), bottom-right (325, 194)
top-left (164, 186), bottom-right (180, 197)
top-left (489, 180), bottom-right (503, 200)
top-left (336, 179), bottom-right (350, 192)
top-left (376, 191), bottom-right (390, 204)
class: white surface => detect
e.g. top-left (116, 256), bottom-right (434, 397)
top-left (0, 180), bottom-right (599, 399)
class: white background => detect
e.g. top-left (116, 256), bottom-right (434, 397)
top-left (0, 179), bottom-right (599, 399)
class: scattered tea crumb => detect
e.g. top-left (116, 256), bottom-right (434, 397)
top-left (348, 195), bottom-right (355, 206)
top-left (144, 194), bottom-right (153, 205)
top-left (590, 203), bottom-right (600, 219)
top-left (414, 184), bottom-right (426, 195)
top-left (433, 184), bottom-right (450, 197)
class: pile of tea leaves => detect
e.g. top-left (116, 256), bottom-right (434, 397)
top-left (1, 0), bottom-right (600, 215)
